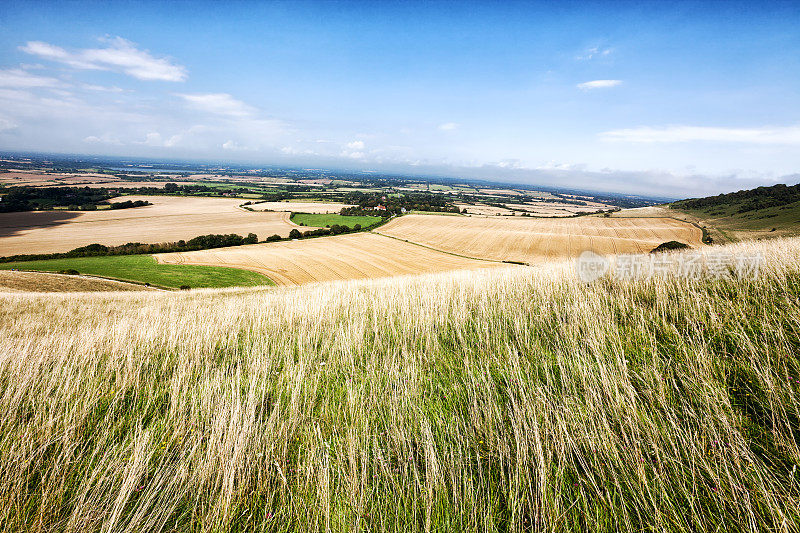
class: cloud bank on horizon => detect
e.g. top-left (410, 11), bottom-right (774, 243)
top-left (0, 0), bottom-right (798, 197)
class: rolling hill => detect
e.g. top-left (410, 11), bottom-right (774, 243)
top-left (670, 182), bottom-right (800, 242)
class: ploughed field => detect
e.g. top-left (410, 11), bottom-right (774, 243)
top-left (157, 232), bottom-right (496, 285)
top-left (0, 195), bottom-right (306, 255)
top-left (376, 214), bottom-right (704, 263)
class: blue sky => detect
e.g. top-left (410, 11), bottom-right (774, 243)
top-left (0, 0), bottom-right (798, 196)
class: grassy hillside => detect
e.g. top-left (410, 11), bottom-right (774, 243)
top-left (1, 239), bottom-right (799, 531)
top-left (671, 183), bottom-right (800, 242)
top-left (0, 254), bottom-right (271, 289)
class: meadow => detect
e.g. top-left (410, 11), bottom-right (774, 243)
top-left (290, 213), bottom-right (383, 229)
top-left (0, 237), bottom-right (798, 532)
top-left (0, 255), bottom-right (271, 289)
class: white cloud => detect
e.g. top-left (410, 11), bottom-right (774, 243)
top-left (0, 68), bottom-right (62, 88)
top-left (20, 37), bottom-right (187, 82)
top-left (577, 79), bottom-right (622, 90)
top-left (346, 140), bottom-right (365, 150)
top-left (340, 149), bottom-right (365, 159)
top-left (81, 83), bottom-right (124, 93)
top-left (0, 117), bottom-right (17, 132)
top-left (281, 145), bottom-right (317, 156)
top-left (176, 93), bottom-right (255, 117)
top-left (142, 132), bottom-right (162, 146)
top-left (83, 133), bottom-right (122, 145)
top-left (222, 140), bottom-right (253, 151)
top-left (600, 125), bottom-right (800, 145)
top-left (438, 122), bottom-right (459, 131)
top-left (576, 46), bottom-right (613, 61)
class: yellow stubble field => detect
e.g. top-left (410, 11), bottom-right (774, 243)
top-left (0, 270), bottom-right (152, 292)
top-left (157, 232), bottom-right (498, 285)
top-left (247, 201), bottom-right (356, 213)
top-left (375, 214), bottom-right (704, 263)
top-left (0, 195), bottom-right (305, 255)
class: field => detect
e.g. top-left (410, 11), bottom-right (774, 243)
top-left (291, 213), bottom-right (383, 228)
top-left (52, 181), bottom-right (176, 189)
top-left (248, 201), bottom-right (356, 213)
top-left (0, 255), bottom-right (271, 289)
top-left (0, 270), bottom-right (152, 292)
top-left (376, 213), bottom-right (704, 263)
top-left (0, 170), bottom-right (121, 187)
top-left (157, 232), bottom-right (498, 285)
top-left (454, 202), bottom-right (514, 216)
top-left (1, 237), bottom-right (799, 532)
top-left (0, 195), bottom-right (306, 255)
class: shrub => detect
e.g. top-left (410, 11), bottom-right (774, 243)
top-left (266, 234), bottom-right (282, 242)
top-left (651, 241), bottom-right (690, 253)
top-left (58, 269), bottom-right (80, 275)
top-left (179, 285), bottom-right (191, 290)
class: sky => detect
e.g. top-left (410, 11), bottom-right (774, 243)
top-left (0, 0), bottom-right (798, 198)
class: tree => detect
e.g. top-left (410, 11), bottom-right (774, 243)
top-left (289, 229), bottom-right (301, 239)
top-left (245, 233), bottom-right (258, 244)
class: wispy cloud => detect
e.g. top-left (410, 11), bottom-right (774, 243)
top-left (175, 93), bottom-right (255, 117)
top-left (81, 83), bottom-right (124, 93)
top-left (0, 68), bottom-right (63, 88)
top-left (600, 125), bottom-right (800, 145)
top-left (20, 37), bottom-right (187, 82)
top-left (576, 46), bottom-right (613, 61)
top-left (577, 79), bottom-right (622, 90)
top-left (438, 122), bottom-right (459, 131)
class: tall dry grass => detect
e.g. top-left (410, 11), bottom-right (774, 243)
top-left (0, 238), bottom-right (799, 532)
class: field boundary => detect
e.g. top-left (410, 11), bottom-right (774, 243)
top-left (370, 230), bottom-right (508, 264)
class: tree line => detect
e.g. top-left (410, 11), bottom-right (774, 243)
top-left (673, 183), bottom-right (800, 213)
top-left (0, 186), bottom-right (154, 212)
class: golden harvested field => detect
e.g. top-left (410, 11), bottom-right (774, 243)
top-left (455, 202), bottom-right (514, 216)
top-left (157, 232), bottom-right (498, 285)
top-left (376, 213), bottom-right (704, 262)
top-left (51, 181), bottom-right (176, 189)
top-left (0, 170), bottom-right (118, 187)
top-left (506, 201), bottom-right (614, 215)
top-left (0, 195), bottom-right (306, 255)
top-left (0, 270), bottom-right (151, 292)
top-left (248, 201), bottom-right (356, 213)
